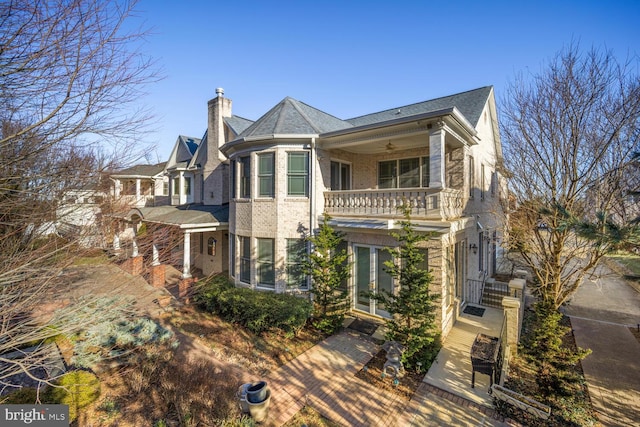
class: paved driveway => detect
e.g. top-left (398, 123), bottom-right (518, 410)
top-left (562, 263), bottom-right (640, 427)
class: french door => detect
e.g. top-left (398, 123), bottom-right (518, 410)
top-left (354, 245), bottom-right (393, 317)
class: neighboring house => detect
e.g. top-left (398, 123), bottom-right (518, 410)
top-left (56, 187), bottom-right (107, 247)
top-left (110, 162), bottom-right (168, 208)
top-left (116, 86), bottom-right (507, 337)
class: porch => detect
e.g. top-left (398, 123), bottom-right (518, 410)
top-left (423, 305), bottom-right (504, 407)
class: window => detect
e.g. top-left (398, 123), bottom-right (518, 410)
top-left (207, 237), bottom-right (216, 256)
top-left (378, 157), bottom-right (430, 189)
top-left (184, 176), bottom-right (191, 195)
top-left (378, 160), bottom-right (396, 189)
top-left (239, 156), bottom-right (251, 198)
top-left (469, 156), bottom-right (475, 198)
top-left (481, 164), bottom-right (485, 201)
top-left (478, 232), bottom-right (484, 271)
top-left (199, 234), bottom-right (203, 254)
top-left (162, 180), bottom-right (169, 196)
top-left (287, 152), bottom-right (309, 196)
top-left (240, 236), bottom-right (251, 283)
top-left (257, 238), bottom-right (275, 288)
top-left (286, 239), bottom-right (307, 289)
top-left (258, 153), bottom-right (275, 197)
top-left (230, 233), bottom-right (236, 278)
top-left (399, 158), bottom-right (420, 187)
top-left (330, 161), bottom-right (351, 190)
top-left (490, 171), bottom-right (497, 197)
top-left (336, 241), bottom-right (349, 291)
top-left (230, 160), bottom-right (236, 198)
top-left (172, 178), bottom-right (179, 195)
top-left (421, 156), bottom-right (430, 187)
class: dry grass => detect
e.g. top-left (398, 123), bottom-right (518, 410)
top-left (282, 405), bottom-right (344, 427)
top-left (163, 305), bottom-right (324, 376)
top-left (354, 349), bottom-right (423, 401)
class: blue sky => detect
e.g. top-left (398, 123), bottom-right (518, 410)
top-left (134, 0), bottom-right (640, 161)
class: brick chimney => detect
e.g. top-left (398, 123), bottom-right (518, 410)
top-left (203, 88), bottom-right (232, 205)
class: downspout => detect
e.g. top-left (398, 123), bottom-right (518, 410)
top-left (309, 137), bottom-right (317, 233)
top-left (309, 137), bottom-right (316, 303)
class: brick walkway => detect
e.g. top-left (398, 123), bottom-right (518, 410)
top-left (265, 331), bottom-right (508, 426)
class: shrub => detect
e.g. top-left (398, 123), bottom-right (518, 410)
top-left (72, 317), bottom-right (176, 368)
top-left (44, 370), bottom-right (101, 422)
top-left (193, 274), bottom-right (234, 313)
top-left (195, 278), bottom-right (312, 335)
top-left (2, 387), bottom-right (40, 404)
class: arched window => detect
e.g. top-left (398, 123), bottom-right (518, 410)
top-left (207, 237), bottom-right (217, 256)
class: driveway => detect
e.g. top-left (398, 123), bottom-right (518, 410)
top-left (562, 262), bottom-right (640, 427)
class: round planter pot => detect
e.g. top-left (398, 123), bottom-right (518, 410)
top-left (247, 381), bottom-right (268, 403)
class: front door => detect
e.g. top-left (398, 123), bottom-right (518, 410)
top-left (355, 245), bottom-right (393, 317)
top-left (455, 239), bottom-right (467, 304)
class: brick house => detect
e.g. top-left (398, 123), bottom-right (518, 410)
top-left (115, 86), bottom-right (506, 336)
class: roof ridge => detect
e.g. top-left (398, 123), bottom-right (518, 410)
top-left (347, 86), bottom-right (492, 121)
top-left (288, 98), bottom-right (322, 133)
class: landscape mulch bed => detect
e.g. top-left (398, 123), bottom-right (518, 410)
top-left (354, 349), bottom-right (423, 400)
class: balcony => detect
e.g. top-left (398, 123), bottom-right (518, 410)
top-left (119, 194), bottom-right (159, 208)
top-left (324, 188), bottom-right (464, 221)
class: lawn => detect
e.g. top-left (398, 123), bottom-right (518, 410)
top-left (606, 252), bottom-right (640, 276)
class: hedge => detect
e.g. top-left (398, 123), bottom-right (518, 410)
top-left (195, 277), bottom-right (312, 335)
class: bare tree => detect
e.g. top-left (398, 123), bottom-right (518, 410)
top-left (0, 0), bottom-right (159, 392)
top-left (501, 44), bottom-right (640, 309)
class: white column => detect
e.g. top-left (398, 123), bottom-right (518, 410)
top-left (114, 179), bottom-right (121, 197)
top-left (135, 179), bottom-right (141, 200)
top-left (131, 223), bottom-right (139, 257)
top-left (152, 243), bottom-right (160, 266)
top-left (182, 231), bottom-right (192, 279)
top-left (179, 172), bottom-right (185, 205)
top-left (113, 233), bottom-right (121, 251)
top-left (429, 124), bottom-right (446, 188)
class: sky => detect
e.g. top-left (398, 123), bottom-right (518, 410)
top-left (131, 0), bottom-right (640, 161)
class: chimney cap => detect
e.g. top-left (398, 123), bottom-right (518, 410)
top-left (215, 87), bottom-right (224, 97)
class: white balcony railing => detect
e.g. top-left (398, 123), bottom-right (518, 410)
top-left (119, 194), bottom-right (157, 207)
top-left (323, 188), bottom-right (464, 220)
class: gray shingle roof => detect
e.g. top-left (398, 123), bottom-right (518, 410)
top-left (112, 162), bottom-right (166, 177)
top-left (346, 86), bottom-right (492, 128)
top-left (237, 97), bottom-right (352, 139)
top-left (179, 135), bottom-right (200, 155)
top-left (137, 204), bottom-right (229, 226)
top-left (225, 115), bottom-right (254, 135)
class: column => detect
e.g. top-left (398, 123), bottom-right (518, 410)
top-left (135, 178), bottom-right (141, 202)
top-left (429, 123), bottom-right (446, 188)
top-left (152, 243), bottom-right (160, 266)
top-left (179, 171), bottom-right (185, 205)
top-left (182, 231), bottom-right (192, 279)
top-left (502, 297), bottom-right (521, 355)
top-left (114, 179), bottom-right (121, 197)
top-left (113, 232), bottom-right (121, 251)
top-left (130, 223), bottom-right (139, 257)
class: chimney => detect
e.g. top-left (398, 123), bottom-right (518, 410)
top-left (208, 88), bottom-right (232, 163)
top-left (204, 88), bottom-right (232, 205)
